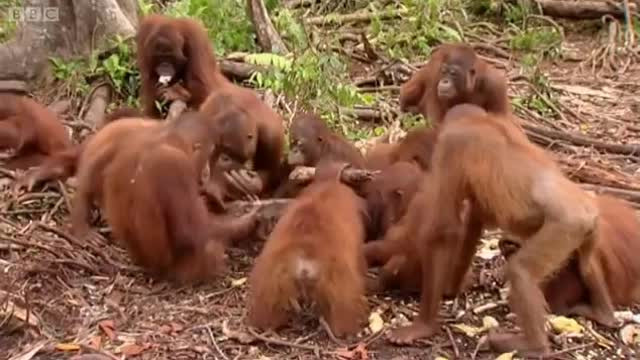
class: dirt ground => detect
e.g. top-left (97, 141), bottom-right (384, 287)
top-left (2, 9), bottom-right (640, 360)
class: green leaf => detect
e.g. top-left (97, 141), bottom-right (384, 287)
top-left (245, 53), bottom-right (292, 71)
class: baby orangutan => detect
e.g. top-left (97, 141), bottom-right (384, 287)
top-left (0, 93), bottom-right (71, 170)
top-left (399, 43), bottom-right (511, 125)
top-left (247, 161), bottom-right (369, 337)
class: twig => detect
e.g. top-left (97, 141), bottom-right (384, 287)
top-left (77, 344), bottom-right (120, 360)
top-left (205, 325), bottom-right (230, 360)
top-left (445, 325), bottom-right (460, 359)
top-left (36, 222), bottom-right (136, 272)
top-left (357, 85), bottom-right (400, 93)
top-left (342, 107), bottom-right (390, 122)
top-left (248, 327), bottom-right (325, 353)
top-left (542, 342), bottom-right (595, 358)
top-left (470, 42), bottom-right (512, 59)
top-left (522, 123), bottom-right (640, 157)
top-left (470, 335), bottom-right (486, 360)
top-left (580, 183), bottom-right (640, 205)
top-left (319, 317), bottom-right (346, 346)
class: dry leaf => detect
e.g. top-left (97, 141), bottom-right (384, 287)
top-left (620, 324), bottom-right (640, 345)
top-left (615, 310), bottom-right (640, 324)
top-left (451, 323), bottom-right (484, 337)
top-left (88, 335), bottom-right (102, 350)
top-left (494, 351), bottom-right (516, 360)
top-left (335, 344), bottom-right (369, 360)
top-left (368, 310), bottom-right (384, 333)
top-left (231, 277), bottom-right (247, 287)
top-left (98, 320), bottom-right (116, 340)
top-left (477, 238), bottom-right (501, 260)
top-left (170, 322), bottom-right (184, 332)
top-left (192, 345), bottom-right (209, 354)
top-left (482, 316), bottom-right (499, 329)
top-left (55, 343), bottom-right (81, 351)
top-left (69, 355), bottom-right (113, 360)
top-left (434, 357), bottom-right (449, 360)
top-left (548, 316), bottom-right (583, 334)
top-left (119, 343), bottom-right (147, 356)
top-left (3, 300), bottom-right (41, 327)
top-left (353, 343), bottom-right (369, 360)
top-left (9, 340), bottom-right (48, 360)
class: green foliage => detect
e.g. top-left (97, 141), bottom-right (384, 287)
top-left (399, 113), bottom-right (427, 129)
top-left (465, 0), bottom-right (501, 16)
top-left (370, 0), bottom-right (463, 58)
top-left (501, 0), bottom-right (534, 25)
top-left (249, 50), bottom-right (373, 114)
top-left (137, 0), bottom-right (158, 15)
top-left (245, 53), bottom-right (292, 71)
top-left (273, 8), bottom-right (308, 49)
top-left (510, 29), bottom-right (561, 54)
top-left (513, 70), bottom-right (555, 116)
top-left (165, 0), bottom-right (256, 55)
top-left (0, 0), bottom-right (20, 42)
top-left (50, 37), bottom-right (140, 106)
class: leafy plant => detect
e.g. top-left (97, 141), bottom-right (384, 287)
top-left (165, 0), bottom-right (257, 55)
top-left (50, 37), bottom-right (140, 105)
top-left (510, 29), bottom-right (562, 55)
top-left (369, 0), bottom-right (464, 58)
top-left (250, 50), bottom-right (372, 110)
top-left (273, 8), bottom-right (308, 50)
top-left (501, 0), bottom-right (534, 25)
top-left (0, 0), bottom-right (20, 42)
top-left (137, 0), bottom-right (157, 15)
top-left (400, 113), bottom-right (427, 129)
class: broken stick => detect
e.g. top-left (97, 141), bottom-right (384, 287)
top-left (289, 166), bottom-right (379, 184)
top-left (166, 100), bottom-right (187, 123)
top-left (84, 83), bottom-right (111, 129)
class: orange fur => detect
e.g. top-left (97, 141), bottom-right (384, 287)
top-left (0, 94), bottom-right (71, 170)
top-left (136, 14), bottom-right (226, 118)
top-left (248, 162), bottom-right (368, 336)
top-left (399, 43), bottom-right (510, 125)
top-left (388, 104), bottom-right (610, 358)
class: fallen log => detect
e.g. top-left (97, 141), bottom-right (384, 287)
top-left (220, 60), bottom-right (257, 80)
top-left (0, 80), bottom-right (27, 93)
top-left (530, 0), bottom-right (637, 20)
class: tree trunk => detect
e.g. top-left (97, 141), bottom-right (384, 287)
top-left (0, 0), bottom-right (138, 84)
top-left (246, 0), bottom-right (289, 54)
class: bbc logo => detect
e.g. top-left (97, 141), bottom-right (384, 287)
top-left (9, 6), bottom-right (59, 22)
